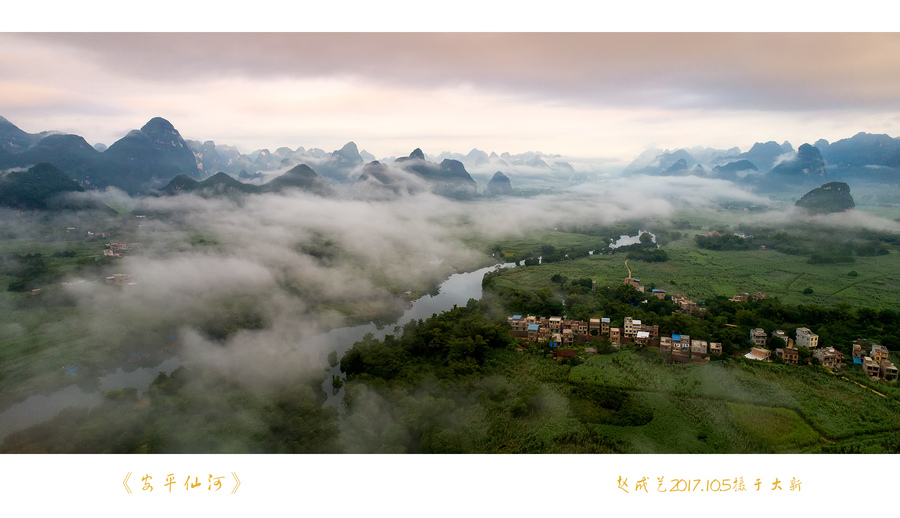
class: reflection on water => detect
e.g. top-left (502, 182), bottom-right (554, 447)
top-left (0, 356), bottom-right (182, 441)
top-left (318, 263), bottom-right (513, 406)
top-left (0, 265), bottom-right (510, 440)
top-left (610, 230), bottom-right (656, 248)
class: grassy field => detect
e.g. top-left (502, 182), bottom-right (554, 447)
top-left (559, 349), bottom-right (900, 452)
top-left (488, 227), bottom-right (900, 310)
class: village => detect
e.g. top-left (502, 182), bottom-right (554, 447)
top-left (508, 275), bottom-right (898, 384)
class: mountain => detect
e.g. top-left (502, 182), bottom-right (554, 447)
top-left (159, 172), bottom-right (258, 197)
top-left (238, 170), bottom-right (265, 181)
top-left (767, 143), bottom-right (825, 183)
top-left (92, 117), bottom-right (201, 192)
top-left (259, 164), bottom-right (333, 196)
top-left (486, 171), bottom-right (513, 196)
top-left (0, 134), bottom-right (103, 176)
top-left (0, 116), bottom-right (51, 153)
top-left (818, 132), bottom-right (900, 167)
top-left (332, 141), bottom-right (363, 165)
top-left (309, 142), bottom-right (364, 183)
top-left (188, 140), bottom-right (224, 176)
top-left (663, 158), bottom-right (689, 176)
top-left (710, 160), bottom-right (758, 181)
top-left (714, 160), bottom-right (758, 174)
top-left (159, 174), bottom-right (201, 194)
top-left (731, 141), bottom-right (789, 172)
top-left (0, 163), bottom-right (85, 210)
top-left (393, 149), bottom-right (478, 199)
top-left (355, 160), bottom-right (427, 197)
top-left (160, 165), bottom-right (333, 198)
top-left (795, 182), bottom-right (855, 214)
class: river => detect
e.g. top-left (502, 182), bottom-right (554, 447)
top-left (0, 263), bottom-right (512, 441)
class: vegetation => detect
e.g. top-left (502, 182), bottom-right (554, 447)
top-left (4, 202), bottom-right (900, 453)
top-left (0, 163), bottom-right (85, 210)
top-left (334, 299), bottom-right (900, 453)
top-left (483, 224), bottom-right (900, 311)
top-left (0, 366), bottom-right (340, 453)
top-left (795, 182), bottom-right (855, 214)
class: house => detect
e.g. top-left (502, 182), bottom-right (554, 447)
top-left (624, 277), bottom-right (645, 292)
top-left (672, 294), bottom-right (699, 313)
top-left (554, 349), bottom-right (577, 360)
top-left (730, 292), bottom-right (750, 302)
top-left (852, 343), bottom-right (865, 364)
top-left (870, 344), bottom-right (890, 365)
top-left (624, 317), bottom-right (637, 337)
top-left (508, 315), bottom-right (526, 332)
top-left (750, 328), bottom-right (767, 347)
top-left (776, 346), bottom-right (799, 365)
top-left (576, 320), bottom-right (589, 337)
top-left (651, 289), bottom-right (666, 300)
top-left (550, 332), bottom-right (563, 347)
top-left (862, 356), bottom-right (881, 378)
top-left (813, 347), bottom-right (844, 371)
top-left (589, 318), bottom-right (602, 335)
top-left (659, 336), bottom-right (673, 354)
top-left (691, 339), bottom-right (708, 357)
top-left (881, 360), bottom-right (899, 382)
top-left (745, 347), bottom-right (771, 361)
top-left (527, 324), bottom-right (540, 342)
top-left (635, 330), bottom-right (650, 346)
top-left (772, 330), bottom-right (789, 344)
top-left (709, 342), bottom-right (723, 355)
top-left (601, 317), bottom-right (610, 336)
top-left (610, 327), bottom-right (622, 345)
top-left (549, 317), bottom-right (562, 333)
top-left (796, 327), bottom-right (819, 349)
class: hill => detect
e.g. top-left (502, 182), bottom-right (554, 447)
top-left (101, 117), bottom-right (201, 192)
top-left (0, 163), bottom-right (85, 209)
top-left (487, 171), bottom-right (513, 196)
top-left (393, 149), bottom-right (478, 198)
top-left (160, 165), bottom-right (333, 198)
top-left (766, 144), bottom-right (826, 185)
top-left (795, 182), bottom-right (855, 214)
top-left (260, 164), bottom-right (334, 196)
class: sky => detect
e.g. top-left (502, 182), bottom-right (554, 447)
top-left (2, 31), bottom-right (900, 168)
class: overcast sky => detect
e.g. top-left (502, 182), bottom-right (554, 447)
top-left (2, 32), bottom-right (899, 167)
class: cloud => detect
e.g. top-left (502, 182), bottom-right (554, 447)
top-left (18, 33), bottom-right (900, 112)
top-left (3, 33), bottom-right (900, 163)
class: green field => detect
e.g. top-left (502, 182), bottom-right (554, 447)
top-left (488, 227), bottom-right (900, 310)
top-left (556, 349), bottom-right (900, 453)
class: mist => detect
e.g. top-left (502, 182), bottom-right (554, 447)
top-left (4, 168), bottom-right (900, 452)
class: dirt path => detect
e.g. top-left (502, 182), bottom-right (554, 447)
top-left (841, 376), bottom-right (889, 399)
top-left (625, 259), bottom-right (632, 278)
top-left (830, 275), bottom-right (889, 296)
top-left (784, 272), bottom-right (804, 290)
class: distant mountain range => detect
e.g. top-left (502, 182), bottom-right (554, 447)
top-left (0, 117), bottom-right (200, 193)
top-left (159, 164), bottom-right (333, 198)
top-left (356, 148), bottom-right (478, 199)
top-left (624, 132), bottom-right (900, 189)
top-left (3, 114), bottom-right (900, 204)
